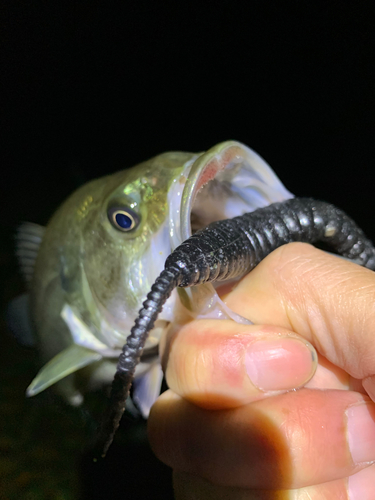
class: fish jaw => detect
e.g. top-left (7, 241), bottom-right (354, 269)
top-left (180, 140), bottom-right (293, 242)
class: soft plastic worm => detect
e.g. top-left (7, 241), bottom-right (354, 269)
top-left (95, 198), bottom-right (375, 457)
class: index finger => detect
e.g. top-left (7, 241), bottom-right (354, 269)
top-left (224, 242), bottom-right (375, 395)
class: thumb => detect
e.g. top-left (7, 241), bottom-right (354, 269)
top-left (223, 242), bottom-right (375, 401)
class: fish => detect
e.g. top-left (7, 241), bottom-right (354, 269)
top-left (14, 140), bottom-right (293, 418)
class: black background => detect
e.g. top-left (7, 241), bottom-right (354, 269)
top-left (1, 2), bottom-right (375, 499)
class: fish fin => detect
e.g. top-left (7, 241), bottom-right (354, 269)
top-left (132, 362), bottom-right (164, 418)
top-left (26, 344), bottom-right (102, 397)
top-left (15, 222), bottom-right (46, 286)
top-left (61, 304), bottom-right (109, 352)
top-left (6, 293), bottom-right (35, 346)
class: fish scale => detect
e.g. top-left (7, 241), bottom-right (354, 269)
top-left (96, 197), bottom-right (375, 457)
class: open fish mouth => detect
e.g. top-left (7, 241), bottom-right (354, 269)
top-left (169, 141), bottom-right (292, 250)
top-left (162, 141), bottom-right (293, 323)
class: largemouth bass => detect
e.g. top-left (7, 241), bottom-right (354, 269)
top-left (15, 141), bottom-right (292, 416)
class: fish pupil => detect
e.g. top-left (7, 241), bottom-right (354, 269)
top-left (115, 212), bottom-right (133, 229)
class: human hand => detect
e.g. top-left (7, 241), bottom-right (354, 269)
top-left (148, 242), bottom-right (375, 499)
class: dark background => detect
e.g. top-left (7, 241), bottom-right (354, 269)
top-left (1, 2), bottom-right (375, 499)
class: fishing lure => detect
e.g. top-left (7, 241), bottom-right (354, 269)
top-left (96, 197), bottom-right (375, 456)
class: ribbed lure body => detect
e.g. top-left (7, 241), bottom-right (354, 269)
top-left (97, 197), bottom-right (375, 456)
top-left (169, 197), bottom-right (375, 286)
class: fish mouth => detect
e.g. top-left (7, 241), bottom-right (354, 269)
top-left (176, 140), bottom-right (293, 249)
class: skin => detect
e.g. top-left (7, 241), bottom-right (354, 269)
top-left (148, 242), bottom-right (375, 499)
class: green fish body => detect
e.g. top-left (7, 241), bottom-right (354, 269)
top-left (16, 141), bottom-right (292, 415)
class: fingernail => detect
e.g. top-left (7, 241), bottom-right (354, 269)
top-left (245, 337), bottom-right (316, 391)
top-left (347, 402), bottom-right (375, 464)
top-left (348, 464), bottom-right (375, 500)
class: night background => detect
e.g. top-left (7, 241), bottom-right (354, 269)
top-left (1, 2), bottom-right (375, 499)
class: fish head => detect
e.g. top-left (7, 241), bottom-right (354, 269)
top-left (26, 141), bottom-right (293, 411)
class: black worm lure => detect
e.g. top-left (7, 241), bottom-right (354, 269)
top-left (95, 197), bottom-right (375, 457)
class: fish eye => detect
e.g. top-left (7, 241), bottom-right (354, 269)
top-left (108, 206), bottom-right (140, 232)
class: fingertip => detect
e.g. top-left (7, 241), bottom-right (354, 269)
top-left (163, 320), bottom-right (317, 409)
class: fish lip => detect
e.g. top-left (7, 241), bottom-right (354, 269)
top-left (179, 140), bottom-right (293, 242)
